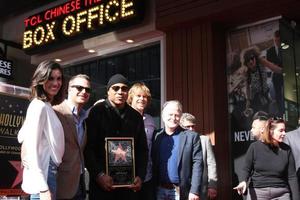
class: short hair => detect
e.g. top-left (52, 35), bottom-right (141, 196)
top-left (68, 74), bottom-right (90, 88)
top-left (180, 113), bottom-right (196, 127)
top-left (127, 82), bottom-right (151, 105)
top-left (162, 100), bottom-right (183, 117)
top-left (252, 111), bottom-right (269, 121)
top-left (261, 118), bottom-right (285, 146)
top-left (30, 60), bottom-right (65, 105)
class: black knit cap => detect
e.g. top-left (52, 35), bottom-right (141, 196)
top-left (107, 74), bottom-right (129, 91)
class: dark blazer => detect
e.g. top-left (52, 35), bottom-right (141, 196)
top-left (152, 127), bottom-right (203, 199)
top-left (266, 46), bottom-right (282, 66)
top-left (53, 100), bottom-right (87, 199)
top-left (284, 128), bottom-right (300, 177)
top-left (84, 99), bottom-right (148, 200)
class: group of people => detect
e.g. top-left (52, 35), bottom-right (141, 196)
top-left (234, 111), bottom-right (300, 200)
top-left (18, 60), bottom-right (218, 200)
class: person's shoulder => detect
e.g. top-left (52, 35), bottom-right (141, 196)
top-left (248, 140), bottom-right (261, 148)
top-left (53, 100), bottom-right (68, 112)
top-left (144, 113), bottom-right (153, 120)
top-left (200, 134), bottom-right (210, 142)
top-left (144, 113), bottom-right (155, 123)
top-left (279, 142), bottom-right (291, 151)
top-left (90, 100), bottom-right (107, 111)
top-left (286, 128), bottom-right (300, 139)
top-left (180, 128), bottom-right (200, 138)
top-left (28, 98), bottom-right (47, 110)
top-left (200, 134), bottom-right (209, 139)
top-left (127, 104), bottom-right (142, 118)
top-left (153, 128), bottom-right (164, 139)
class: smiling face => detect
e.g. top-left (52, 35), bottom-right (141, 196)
top-left (271, 122), bottom-right (286, 143)
top-left (68, 77), bottom-right (91, 108)
top-left (162, 102), bottom-right (182, 134)
top-left (130, 88), bottom-right (148, 114)
top-left (43, 69), bottom-right (62, 102)
top-left (107, 83), bottom-right (129, 108)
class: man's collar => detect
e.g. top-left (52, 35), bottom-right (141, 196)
top-left (66, 100), bottom-right (86, 117)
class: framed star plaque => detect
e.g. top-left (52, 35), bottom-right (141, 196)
top-left (105, 137), bottom-right (135, 187)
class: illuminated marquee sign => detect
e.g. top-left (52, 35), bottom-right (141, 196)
top-left (23, 0), bottom-right (145, 54)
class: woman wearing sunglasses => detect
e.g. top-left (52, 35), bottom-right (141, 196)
top-left (18, 60), bottom-right (66, 200)
top-left (234, 118), bottom-right (299, 200)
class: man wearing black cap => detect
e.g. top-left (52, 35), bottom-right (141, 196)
top-left (84, 74), bottom-right (148, 200)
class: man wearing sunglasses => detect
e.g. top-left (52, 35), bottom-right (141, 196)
top-left (54, 74), bottom-right (91, 200)
top-left (85, 74), bottom-right (148, 200)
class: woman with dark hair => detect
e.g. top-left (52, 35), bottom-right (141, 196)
top-left (18, 60), bottom-right (66, 200)
top-left (234, 118), bottom-right (300, 200)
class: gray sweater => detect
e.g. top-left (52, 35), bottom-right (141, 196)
top-left (239, 140), bottom-right (299, 200)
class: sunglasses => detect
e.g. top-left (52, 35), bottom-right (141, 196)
top-left (71, 85), bottom-right (91, 93)
top-left (111, 85), bottom-right (129, 92)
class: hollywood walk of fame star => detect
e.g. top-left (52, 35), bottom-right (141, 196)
top-left (9, 160), bottom-right (23, 188)
top-left (111, 143), bottom-right (128, 162)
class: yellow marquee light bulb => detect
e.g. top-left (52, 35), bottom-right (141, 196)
top-left (62, 15), bottom-right (76, 36)
top-left (99, 5), bottom-right (104, 25)
top-left (88, 6), bottom-right (99, 29)
top-left (105, 0), bottom-right (119, 22)
top-left (76, 10), bottom-right (87, 32)
top-left (45, 21), bottom-right (56, 42)
top-left (33, 26), bottom-right (45, 45)
top-left (23, 31), bottom-right (33, 49)
top-left (121, 0), bottom-right (134, 18)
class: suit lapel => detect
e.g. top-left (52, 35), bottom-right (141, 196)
top-left (177, 131), bottom-right (187, 167)
top-left (61, 101), bottom-right (80, 146)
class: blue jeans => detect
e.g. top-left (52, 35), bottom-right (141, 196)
top-left (30, 159), bottom-right (58, 200)
top-left (156, 187), bottom-right (180, 200)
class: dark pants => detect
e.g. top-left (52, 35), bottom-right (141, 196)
top-left (57, 174), bottom-right (86, 200)
top-left (89, 180), bottom-right (138, 200)
top-left (138, 179), bottom-right (155, 200)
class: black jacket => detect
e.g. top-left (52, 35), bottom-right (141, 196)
top-left (84, 99), bottom-right (148, 199)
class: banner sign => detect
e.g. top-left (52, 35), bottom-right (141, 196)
top-left (0, 59), bottom-right (13, 79)
top-left (0, 92), bottom-right (29, 196)
top-left (23, 0), bottom-right (145, 54)
top-left (226, 20), bottom-right (282, 199)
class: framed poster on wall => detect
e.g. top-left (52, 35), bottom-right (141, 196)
top-left (226, 19), bottom-right (281, 199)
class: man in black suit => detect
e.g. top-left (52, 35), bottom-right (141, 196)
top-left (152, 100), bottom-right (203, 200)
top-left (84, 74), bottom-right (148, 200)
top-left (267, 30), bottom-right (284, 116)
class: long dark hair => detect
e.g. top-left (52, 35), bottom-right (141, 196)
top-left (30, 60), bottom-right (65, 105)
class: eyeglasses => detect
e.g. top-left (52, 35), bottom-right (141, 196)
top-left (71, 85), bottom-right (91, 93)
top-left (111, 85), bottom-right (129, 92)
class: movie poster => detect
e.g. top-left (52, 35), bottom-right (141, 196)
top-left (226, 20), bottom-right (282, 199)
top-left (0, 89), bottom-right (29, 196)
